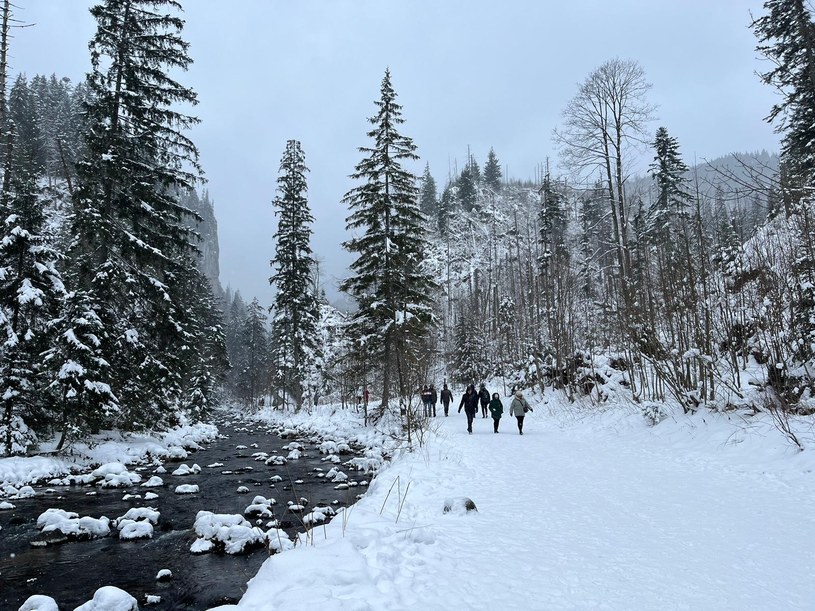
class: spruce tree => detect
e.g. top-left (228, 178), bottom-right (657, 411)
top-left (646, 127), bottom-right (692, 241)
top-left (269, 140), bottom-right (320, 410)
top-left (341, 69), bottom-right (436, 409)
top-left (419, 163), bottom-right (438, 217)
top-left (68, 0), bottom-right (211, 431)
top-left (483, 147), bottom-right (502, 192)
top-left (237, 298), bottom-right (269, 406)
top-left (752, 0), bottom-right (815, 188)
top-left (457, 163), bottom-right (478, 212)
top-left (0, 85), bottom-right (65, 454)
top-left (437, 182), bottom-right (455, 234)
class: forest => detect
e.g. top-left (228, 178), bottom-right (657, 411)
top-left (1, 0), bottom-right (814, 456)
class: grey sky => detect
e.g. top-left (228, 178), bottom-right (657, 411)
top-left (14, 0), bottom-right (780, 307)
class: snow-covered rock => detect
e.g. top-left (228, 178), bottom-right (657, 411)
top-left (174, 484), bottom-right (199, 494)
top-left (0, 501), bottom-right (15, 510)
top-left (36, 508), bottom-right (111, 539)
top-left (74, 585), bottom-right (138, 611)
top-left (191, 511), bottom-right (267, 554)
top-left (141, 476), bottom-right (164, 488)
top-left (118, 520), bottom-right (154, 540)
top-left (266, 528), bottom-right (294, 553)
top-left (156, 569), bottom-right (172, 581)
top-left (18, 595), bottom-right (59, 611)
top-left (236, 486), bottom-right (250, 494)
top-left (265, 455), bottom-right (287, 466)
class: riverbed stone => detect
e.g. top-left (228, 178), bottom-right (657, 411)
top-left (443, 497), bottom-right (478, 514)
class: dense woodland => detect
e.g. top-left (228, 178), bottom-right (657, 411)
top-left (2, 0), bottom-right (815, 455)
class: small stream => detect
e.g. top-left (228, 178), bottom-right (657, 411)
top-left (0, 416), bottom-right (366, 610)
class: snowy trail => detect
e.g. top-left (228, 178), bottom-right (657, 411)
top-left (215, 403), bottom-right (815, 611)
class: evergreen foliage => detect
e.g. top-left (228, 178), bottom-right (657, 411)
top-left (269, 139), bottom-right (321, 409)
top-left (419, 163), bottom-right (438, 217)
top-left (752, 0), bottom-right (815, 188)
top-left (483, 147), bottom-right (502, 192)
top-left (340, 69), bottom-right (436, 408)
top-left (63, 0), bottom-right (218, 432)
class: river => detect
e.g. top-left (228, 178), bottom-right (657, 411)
top-left (0, 415), bottom-right (364, 610)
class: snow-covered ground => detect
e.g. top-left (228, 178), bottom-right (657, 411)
top-left (212, 394), bottom-right (815, 611)
top-left (5, 393), bottom-right (815, 610)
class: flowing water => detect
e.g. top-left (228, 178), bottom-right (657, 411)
top-left (0, 417), bottom-right (364, 610)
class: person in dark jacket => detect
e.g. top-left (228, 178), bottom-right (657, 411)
top-left (488, 392), bottom-right (503, 433)
top-left (478, 383), bottom-right (490, 418)
top-left (421, 385), bottom-right (432, 417)
top-left (440, 384), bottom-right (453, 416)
top-left (429, 384), bottom-right (438, 417)
top-left (458, 384), bottom-right (479, 434)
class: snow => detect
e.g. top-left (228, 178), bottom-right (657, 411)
top-left (73, 586), bottom-right (138, 611)
top-left (174, 483), bottom-right (199, 494)
top-left (211, 396), bottom-right (815, 611)
top-left (6, 396), bottom-right (815, 609)
top-left (18, 595), bottom-right (59, 611)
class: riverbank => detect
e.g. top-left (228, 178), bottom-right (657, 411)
top-left (216, 393), bottom-right (815, 610)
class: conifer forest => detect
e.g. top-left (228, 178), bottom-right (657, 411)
top-left (2, 0), bottom-right (815, 456)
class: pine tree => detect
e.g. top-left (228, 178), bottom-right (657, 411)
top-left (752, 0), bottom-right (815, 188)
top-left (341, 69), bottom-right (436, 409)
top-left (483, 147), bottom-right (502, 192)
top-left (67, 0), bottom-right (210, 431)
top-left (437, 182), bottom-right (455, 234)
top-left (457, 163), bottom-right (478, 212)
top-left (0, 86), bottom-right (65, 454)
top-left (419, 163), bottom-right (438, 217)
top-left (237, 298), bottom-right (269, 406)
top-left (269, 140), bottom-right (320, 410)
top-left (646, 127), bottom-right (692, 241)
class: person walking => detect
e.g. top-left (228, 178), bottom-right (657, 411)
top-left (509, 390), bottom-right (532, 435)
top-left (440, 384), bottom-right (453, 416)
top-left (458, 384), bottom-right (479, 434)
top-left (421, 385), bottom-right (432, 417)
top-left (488, 392), bottom-right (503, 433)
top-left (430, 384), bottom-right (438, 417)
top-left (478, 383), bottom-right (490, 418)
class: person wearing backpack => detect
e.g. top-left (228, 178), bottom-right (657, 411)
top-left (478, 383), bottom-right (490, 418)
top-left (488, 392), bottom-right (503, 433)
top-left (429, 384), bottom-right (438, 417)
top-left (509, 390), bottom-right (532, 435)
top-left (440, 384), bottom-right (453, 416)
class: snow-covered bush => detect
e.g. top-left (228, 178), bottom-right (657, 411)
top-left (642, 402), bottom-right (669, 426)
top-left (0, 415), bottom-right (37, 457)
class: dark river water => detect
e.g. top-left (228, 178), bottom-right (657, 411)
top-left (0, 416), bottom-right (365, 610)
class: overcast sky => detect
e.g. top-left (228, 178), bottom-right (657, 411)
top-left (13, 0), bottom-right (780, 307)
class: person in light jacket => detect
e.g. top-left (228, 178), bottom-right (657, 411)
top-left (488, 392), bottom-right (503, 433)
top-left (509, 390), bottom-right (532, 435)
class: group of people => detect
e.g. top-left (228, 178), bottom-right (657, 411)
top-left (420, 384), bottom-right (454, 417)
top-left (458, 383), bottom-right (532, 435)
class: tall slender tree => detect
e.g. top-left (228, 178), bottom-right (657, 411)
top-left (68, 0), bottom-right (213, 430)
top-left (341, 69), bottom-right (436, 410)
top-left (269, 139), bottom-right (320, 409)
top-left (419, 163), bottom-right (438, 217)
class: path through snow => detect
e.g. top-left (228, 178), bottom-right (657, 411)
top-left (215, 401), bottom-right (815, 610)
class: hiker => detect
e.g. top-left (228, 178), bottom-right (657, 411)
top-left (458, 384), bottom-right (479, 434)
top-left (421, 385), bottom-right (432, 417)
top-left (440, 383), bottom-right (453, 416)
top-left (488, 392), bottom-right (503, 433)
top-left (430, 384), bottom-right (438, 417)
top-left (478, 383), bottom-right (490, 418)
top-left (509, 390), bottom-right (533, 435)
